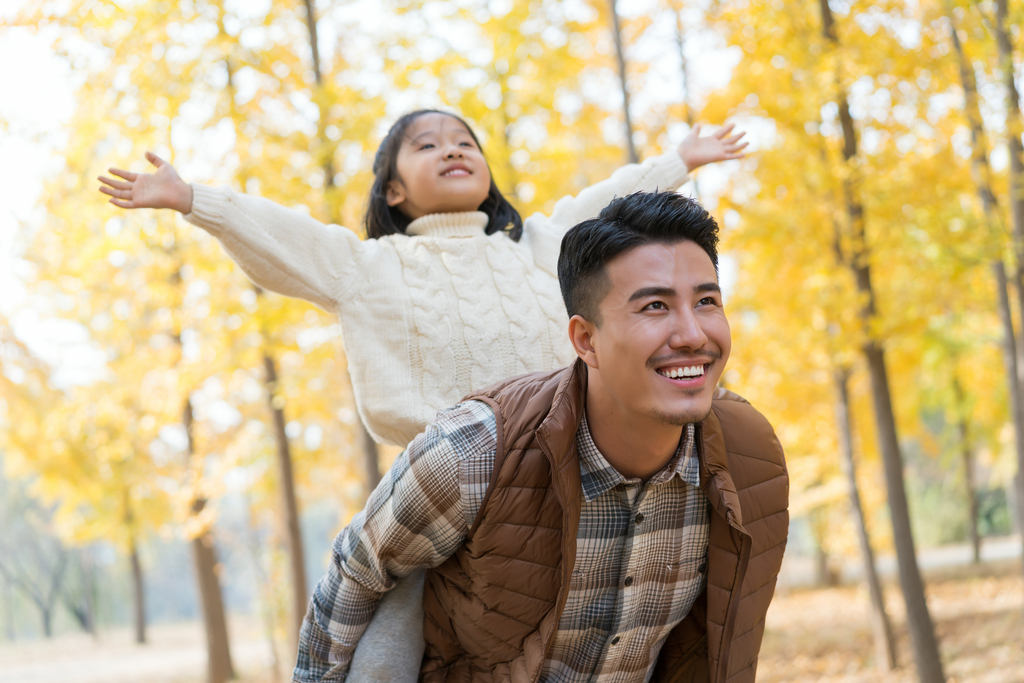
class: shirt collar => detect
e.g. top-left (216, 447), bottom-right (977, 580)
top-left (577, 414), bottom-right (698, 503)
top-left (405, 211), bottom-right (489, 238)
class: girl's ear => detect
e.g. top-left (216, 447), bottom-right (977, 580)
top-left (386, 180), bottom-right (406, 207)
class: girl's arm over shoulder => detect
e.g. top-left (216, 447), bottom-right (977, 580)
top-left (99, 153), bottom-right (364, 312)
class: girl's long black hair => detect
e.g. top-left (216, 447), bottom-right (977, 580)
top-left (364, 109), bottom-right (523, 241)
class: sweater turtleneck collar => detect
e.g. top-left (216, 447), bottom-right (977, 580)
top-left (405, 211), bottom-right (489, 238)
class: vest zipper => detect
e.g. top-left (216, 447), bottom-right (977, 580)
top-left (699, 424), bottom-right (754, 683)
top-left (715, 516), bottom-right (752, 683)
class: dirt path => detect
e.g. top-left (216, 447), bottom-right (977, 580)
top-left (0, 618), bottom-right (277, 683)
top-left (759, 562), bottom-right (1024, 682)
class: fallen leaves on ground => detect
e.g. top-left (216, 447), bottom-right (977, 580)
top-left (758, 561), bottom-right (1024, 682)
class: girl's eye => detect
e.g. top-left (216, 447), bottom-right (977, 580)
top-left (420, 143), bottom-right (435, 150)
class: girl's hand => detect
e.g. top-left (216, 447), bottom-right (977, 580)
top-left (678, 123), bottom-right (748, 171)
top-left (98, 152), bottom-right (193, 214)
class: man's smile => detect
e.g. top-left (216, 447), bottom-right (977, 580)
top-left (655, 364), bottom-right (707, 379)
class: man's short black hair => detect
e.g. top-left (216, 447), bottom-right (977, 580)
top-left (557, 190), bottom-right (720, 324)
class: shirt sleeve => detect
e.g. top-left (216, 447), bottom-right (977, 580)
top-left (293, 400), bottom-right (498, 683)
top-left (184, 184), bottom-right (365, 312)
top-left (524, 151), bottom-right (690, 275)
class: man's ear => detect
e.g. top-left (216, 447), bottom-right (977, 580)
top-left (386, 179), bottom-right (406, 207)
top-left (568, 315), bottom-right (599, 369)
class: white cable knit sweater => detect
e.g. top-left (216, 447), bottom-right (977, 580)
top-left (184, 151), bottom-right (689, 446)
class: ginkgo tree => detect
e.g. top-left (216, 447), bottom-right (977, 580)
top-left (701, 0), bottom-right (1016, 679)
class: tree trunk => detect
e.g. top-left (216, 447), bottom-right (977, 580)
top-left (817, 3), bottom-right (945, 681)
top-left (41, 551), bottom-right (67, 639)
top-left (812, 535), bottom-right (838, 587)
top-left (60, 553), bottom-right (96, 635)
top-left (957, 416), bottom-right (981, 564)
top-left (263, 352), bottom-right (309, 647)
top-left (243, 496), bottom-right (282, 683)
top-left (129, 535), bottom-right (147, 644)
top-left (358, 414), bottom-right (382, 499)
top-left (834, 367), bottom-right (898, 671)
top-left (2, 574), bottom-right (14, 641)
top-left (608, 0), bottom-right (638, 164)
top-left (994, 0), bottom-right (1024, 546)
top-left (183, 398), bottom-right (235, 683)
top-left (995, 269), bottom-right (1024, 547)
top-left (1, 550), bottom-right (67, 639)
top-left (81, 550), bottom-right (97, 637)
top-left (862, 342), bottom-right (944, 682)
top-left (670, 1), bottom-right (699, 197)
top-left (951, 3), bottom-right (1024, 564)
top-left (301, 0), bottom-right (383, 500)
top-left (41, 606), bottom-right (52, 638)
top-left (951, 375), bottom-right (981, 564)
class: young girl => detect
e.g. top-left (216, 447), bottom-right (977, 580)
top-left (99, 109), bottom-right (745, 448)
top-left (99, 109), bottom-right (745, 681)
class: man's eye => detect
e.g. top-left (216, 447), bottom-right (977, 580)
top-left (644, 301), bottom-right (667, 310)
top-left (698, 296), bottom-right (718, 306)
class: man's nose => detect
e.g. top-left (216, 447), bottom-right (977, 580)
top-left (668, 309), bottom-right (708, 350)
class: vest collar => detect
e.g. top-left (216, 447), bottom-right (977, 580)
top-left (405, 211), bottom-right (489, 238)
top-left (697, 408), bottom-right (744, 529)
top-left (535, 358), bottom-right (589, 477)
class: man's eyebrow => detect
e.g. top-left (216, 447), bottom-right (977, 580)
top-left (628, 286), bottom-right (676, 302)
top-left (695, 282), bottom-right (721, 294)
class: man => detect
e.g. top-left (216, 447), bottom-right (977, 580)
top-left (296, 191), bottom-right (788, 683)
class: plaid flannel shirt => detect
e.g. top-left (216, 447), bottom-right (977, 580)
top-left (295, 400), bottom-right (710, 683)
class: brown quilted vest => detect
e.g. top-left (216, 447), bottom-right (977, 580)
top-left (421, 360), bottom-right (788, 683)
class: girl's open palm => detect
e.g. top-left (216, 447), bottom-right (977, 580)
top-left (678, 123), bottom-right (748, 171)
top-left (98, 152), bottom-right (193, 214)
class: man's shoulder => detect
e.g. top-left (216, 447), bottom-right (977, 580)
top-left (464, 364), bottom-right (573, 403)
top-left (430, 400), bottom-right (499, 449)
top-left (709, 388), bottom-right (784, 468)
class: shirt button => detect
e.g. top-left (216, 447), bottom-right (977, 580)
top-left (624, 576), bottom-right (633, 587)
top-left (611, 636), bottom-right (621, 645)
top-left (635, 513), bottom-right (645, 524)
top-left (699, 562), bottom-right (708, 574)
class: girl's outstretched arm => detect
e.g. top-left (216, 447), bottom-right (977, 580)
top-left (526, 122), bottom-right (747, 275)
top-left (99, 153), bottom-right (364, 313)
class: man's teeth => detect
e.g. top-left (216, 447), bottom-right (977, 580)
top-left (659, 366), bottom-right (705, 379)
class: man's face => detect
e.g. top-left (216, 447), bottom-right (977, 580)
top-left (583, 240), bottom-right (731, 426)
top-left (386, 113), bottom-right (492, 219)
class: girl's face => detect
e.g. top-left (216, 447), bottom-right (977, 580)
top-left (385, 113), bottom-right (493, 219)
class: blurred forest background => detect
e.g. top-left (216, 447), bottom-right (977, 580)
top-left (0, 0), bottom-right (1023, 682)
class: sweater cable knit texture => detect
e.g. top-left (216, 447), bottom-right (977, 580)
top-left (184, 151), bottom-right (689, 445)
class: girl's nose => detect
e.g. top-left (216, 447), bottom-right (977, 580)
top-left (444, 144), bottom-right (464, 158)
